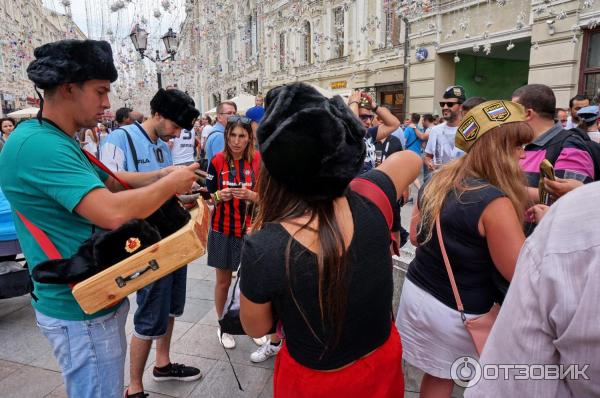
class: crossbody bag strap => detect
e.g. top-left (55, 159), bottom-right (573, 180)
top-left (435, 214), bottom-right (466, 320)
top-left (122, 129), bottom-right (140, 172)
top-left (350, 177), bottom-right (399, 255)
top-left (82, 149), bottom-right (132, 190)
top-left (16, 211), bottom-right (62, 260)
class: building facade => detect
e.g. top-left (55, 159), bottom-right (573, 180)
top-left (0, 0), bottom-right (86, 116)
top-left (175, 0), bottom-right (600, 117)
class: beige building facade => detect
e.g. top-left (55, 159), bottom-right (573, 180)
top-left (0, 0), bottom-right (86, 116)
top-left (176, 0), bottom-right (600, 117)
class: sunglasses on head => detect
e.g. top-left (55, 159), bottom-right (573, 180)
top-left (440, 101), bottom-right (461, 108)
top-left (227, 115), bottom-right (252, 125)
top-left (359, 114), bottom-right (374, 121)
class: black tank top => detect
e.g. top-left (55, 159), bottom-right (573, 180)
top-left (407, 179), bottom-right (505, 314)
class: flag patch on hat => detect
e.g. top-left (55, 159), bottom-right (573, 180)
top-left (458, 116), bottom-right (480, 141)
top-left (453, 87), bottom-right (462, 97)
top-left (483, 102), bottom-right (511, 122)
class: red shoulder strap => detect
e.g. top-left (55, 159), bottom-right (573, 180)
top-left (16, 211), bottom-right (62, 260)
top-left (82, 150), bottom-right (132, 190)
top-left (350, 178), bottom-right (399, 255)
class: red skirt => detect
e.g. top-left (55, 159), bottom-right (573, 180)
top-left (273, 325), bottom-right (404, 398)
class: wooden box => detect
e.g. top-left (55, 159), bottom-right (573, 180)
top-left (72, 199), bottom-right (210, 315)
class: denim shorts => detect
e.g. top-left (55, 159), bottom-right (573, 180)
top-left (35, 299), bottom-right (129, 398)
top-left (133, 265), bottom-right (187, 339)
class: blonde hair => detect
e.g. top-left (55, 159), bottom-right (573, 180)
top-left (418, 121), bottom-right (533, 243)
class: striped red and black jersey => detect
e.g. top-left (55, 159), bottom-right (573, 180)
top-left (206, 152), bottom-right (261, 237)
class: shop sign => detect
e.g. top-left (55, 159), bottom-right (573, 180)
top-left (330, 81), bottom-right (347, 90)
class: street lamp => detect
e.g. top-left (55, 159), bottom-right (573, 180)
top-left (130, 24), bottom-right (178, 89)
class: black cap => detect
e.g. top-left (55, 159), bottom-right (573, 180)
top-left (150, 89), bottom-right (200, 130)
top-left (258, 83), bottom-right (366, 200)
top-left (443, 85), bottom-right (466, 102)
top-left (27, 40), bottom-right (118, 89)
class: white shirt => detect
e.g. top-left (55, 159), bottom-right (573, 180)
top-left (424, 123), bottom-right (463, 164)
top-left (170, 129), bottom-right (196, 165)
top-left (566, 115), bottom-right (576, 130)
top-left (465, 182), bottom-right (600, 398)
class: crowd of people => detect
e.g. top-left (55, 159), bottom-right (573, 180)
top-left (1, 38), bottom-right (600, 398)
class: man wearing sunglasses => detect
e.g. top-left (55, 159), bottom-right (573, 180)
top-left (101, 88), bottom-right (204, 398)
top-left (204, 100), bottom-right (238, 165)
top-left (348, 90), bottom-right (401, 173)
top-left (423, 85), bottom-right (466, 171)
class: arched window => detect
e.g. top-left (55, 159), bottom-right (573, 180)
top-left (303, 21), bottom-right (312, 65)
top-left (279, 32), bottom-right (286, 70)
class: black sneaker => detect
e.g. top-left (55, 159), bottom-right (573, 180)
top-left (152, 362), bottom-right (202, 382)
top-left (124, 390), bottom-right (149, 398)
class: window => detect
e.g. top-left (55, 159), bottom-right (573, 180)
top-left (245, 12), bottom-right (256, 58)
top-left (302, 21), bottom-right (312, 65)
top-left (580, 28), bottom-right (600, 100)
top-left (333, 6), bottom-right (344, 58)
top-left (279, 32), bottom-right (286, 70)
top-left (227, 33), bottom-right (235, 73)
top-left (384, 0), bottom-right (400, 47)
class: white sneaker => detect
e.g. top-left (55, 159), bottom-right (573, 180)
top-left (250, 340), bottom-right (281, 363)
top-left (217, 328), bottom-right (236, 349)
top-left (253, 336), bottom-right (269, 346)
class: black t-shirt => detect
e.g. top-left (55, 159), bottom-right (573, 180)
top-left (361, 126), bottom-right (379, 173)
top-left (407, 179), bottom-right (505, 314)
top-left (240, 170), bottom-right (396, 370)
top-left (375, 135), bottom-right (403, 161)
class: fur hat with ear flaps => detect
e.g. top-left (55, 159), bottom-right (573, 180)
top-left (258, 83), bottom-right (366, 201)
top-left (150, 89), bottom-right (200, 130)
top-left (32, 197), bottom-right (190, 285)
top-left (27, 40), bottom-right (118, 89)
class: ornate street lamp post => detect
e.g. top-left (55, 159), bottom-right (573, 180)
top-left (130, 24), bottom-right (178, 89)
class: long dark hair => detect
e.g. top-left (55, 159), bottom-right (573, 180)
top-left (253, 166), bottom-right (348, 354)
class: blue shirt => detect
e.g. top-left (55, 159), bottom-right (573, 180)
top-left (205, 122), bottom-right (225, 163)
top-left (0, 188), bottom-right (16, 241)
top-left (404, 126), bottom-right (422, 155)
top-left (100, 122), bottom-right (172, 172)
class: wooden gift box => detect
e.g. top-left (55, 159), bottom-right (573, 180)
top-left (72, 199), bottom-right (210, 315)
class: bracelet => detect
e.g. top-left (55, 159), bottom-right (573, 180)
top-left (349, 101), bottom-right (359, 106)
top-left (213, 190), bottom-right (221, 203)
top-left (372, 104), bottom-right (379, 113)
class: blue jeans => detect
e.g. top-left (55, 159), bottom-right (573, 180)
top-left (35, 299), bottom-right (129, 398)
top-left (134, 265), bottom-right (187, 339)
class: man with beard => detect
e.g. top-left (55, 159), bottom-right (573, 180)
top-left (566, 94), bottom-right (590, 129)
top-left (424, 86), bottom-right (466, 171)
top-left (100, 88), bottom-right (203, 398)
top-left (348, 90), bottom-right (401, 173)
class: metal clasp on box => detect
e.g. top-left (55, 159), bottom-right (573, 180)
top-left (115, 260), bottom-right (160, 288)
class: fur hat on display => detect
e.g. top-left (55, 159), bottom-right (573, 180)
top-left (150, 89), bottom-right (200, 130)
top-left (258, 83), bottom-right (366, 201)
top-left (32, 197), bottom-right (191, 284)
top-left (27, 40), bottom-right (118, 89)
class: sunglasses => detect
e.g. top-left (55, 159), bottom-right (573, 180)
top-left (359, 114), bottom-right (374, 121)
top-left (440, 101), bottom-right (461, 108)
top-left (227, 115), bottom-right (252, 125)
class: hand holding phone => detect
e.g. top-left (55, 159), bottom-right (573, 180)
top-left (539, 159), bottom-right (556, 205)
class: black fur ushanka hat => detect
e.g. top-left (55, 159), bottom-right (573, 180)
top-left (150, 88), bottom-right (200, 130)
top-left (257, 83), bottom-right (366, 200)
top-left (27, 40), bottom-right (118, 89)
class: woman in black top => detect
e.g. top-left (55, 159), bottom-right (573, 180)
top-left (239, 83), bottom-right (421, 398)
top-left (397, 101), bottom-right (532, 397)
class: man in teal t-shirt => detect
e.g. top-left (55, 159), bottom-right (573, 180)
top-left (0, 39), bottom-right (199, 398)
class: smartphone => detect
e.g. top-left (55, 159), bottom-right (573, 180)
top-left (539, 159), bottom-right (555, 205)
top-left (540, 159), bottom-right (555, 181)
top-left (191, 189), bottom-right (212, 200)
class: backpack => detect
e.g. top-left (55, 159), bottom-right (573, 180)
top-left (543, 128), bottom-right (600, 181)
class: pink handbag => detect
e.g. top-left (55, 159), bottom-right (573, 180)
top-left (435, 215), bottom-right (499, 356)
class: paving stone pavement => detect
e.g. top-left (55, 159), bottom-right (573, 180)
top-left (0, 187), bottom-right (464, 397)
